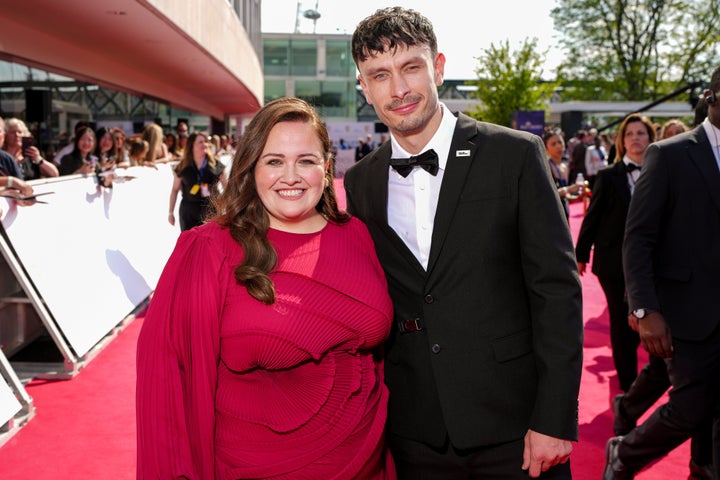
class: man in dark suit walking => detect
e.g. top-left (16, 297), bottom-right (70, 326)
top-left (604, 65), bottom-right (720, 479)
top-left (344, 7), bottom-right (583, 479)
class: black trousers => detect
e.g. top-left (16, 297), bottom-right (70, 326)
top-left (618, 324), bottom-right (720, 477)
top-left (621, 355), bottom-right (715, 467)
top-left (596, 274), bottom-right (639, 392)
top-left (388, 433), bottom-right (572, 480)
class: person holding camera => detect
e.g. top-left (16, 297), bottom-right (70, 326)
top-left (3, 117), bottom-right (58, 180)
top-left (0, 118), bottom-right (33, 197)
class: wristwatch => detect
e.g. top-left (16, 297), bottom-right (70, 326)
top-left (632, 308), bottom-right (655, 319)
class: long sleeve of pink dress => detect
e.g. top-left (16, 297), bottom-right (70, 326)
top-left (136, 218), bottom-right (395, 480)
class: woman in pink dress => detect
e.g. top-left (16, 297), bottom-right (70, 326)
top-left (136, 97), bottom-right (396, 479)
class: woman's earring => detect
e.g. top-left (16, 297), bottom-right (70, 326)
top-left (324, 176), bottom-right (330, 188)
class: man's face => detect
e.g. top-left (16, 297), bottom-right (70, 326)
top-left (708, 89), bottom-right (720, 129)
top-left (6, 123), bottom-right (23, 149)
top-left (357, 44), bottom-right (445, 141)
top-left (177, 123), bottom-right (189, 146)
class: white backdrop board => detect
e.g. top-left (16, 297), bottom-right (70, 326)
top-left (0, 377), bottom-right (21, 428)
top-left (0, 164), bottom-right (181, 356)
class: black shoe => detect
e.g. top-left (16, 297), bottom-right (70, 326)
top-left (603, 436), bottom-right (634, 480)
top-left (612, 394), bottom-right (636, 436)
top-left (688, 459), bottom-right (713, 480)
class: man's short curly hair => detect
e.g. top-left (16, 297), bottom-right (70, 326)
top-left (351, 7), bottom-right (437, 65)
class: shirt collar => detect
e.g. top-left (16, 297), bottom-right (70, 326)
top-left (703, 117), bottom-right (720, 147)
top-left (390, 102), bottom-right (457, 171)
top-left (622, 155), bottom-right (641, 169)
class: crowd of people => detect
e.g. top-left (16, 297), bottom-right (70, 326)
top-left (3, 6), bottom-right (718, 480)
top-left (0, 117), bottom-right (236, 222)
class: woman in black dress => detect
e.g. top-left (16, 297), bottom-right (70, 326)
top-left (168, 131), bottom-right (228, 231)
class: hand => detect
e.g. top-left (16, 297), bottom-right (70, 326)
top-left (80, 161), bottom-right (95, 175)
top-left (168, 212), bottom-right (175, 226)
top-left (627, 313), bottom-right (639, 332)
top-left (522, 430), bottom-right (572, 478)
top-left (577, 262), bottom-right (586, 276)
top-left (637, 312), bottom-right (673, 358)
top-left (99, 172), bottom-right (115, 188)
top-left (99, 156), bottom-right (115, 170)
top-left (8, 177), bottom-right (33, 197)
top-left (26, 145), bottom-right (42, 162)
top-left (17, 180), bottom-right (33, 197)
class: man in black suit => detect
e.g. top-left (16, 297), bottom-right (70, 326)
top-left (345, 7), bottom-right (583, 479)
top-left (604, 66), bottom-right (720, 479)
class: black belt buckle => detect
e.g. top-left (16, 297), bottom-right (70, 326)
top-left (399, 317), bottom-right (423, 333)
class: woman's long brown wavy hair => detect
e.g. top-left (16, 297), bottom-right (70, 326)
top-left (210, 97), bottom-right (349, 304)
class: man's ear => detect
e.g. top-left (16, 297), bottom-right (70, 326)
top-left (434, 53), bottom-right (446, 87)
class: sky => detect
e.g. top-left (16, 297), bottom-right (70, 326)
top-left (261, 0), bottom-right (564, 80)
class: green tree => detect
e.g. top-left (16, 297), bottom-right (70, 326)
top-left (551, 0), bottom-right (720, 101)
top-left (468, 38), bottom-right (558, 127)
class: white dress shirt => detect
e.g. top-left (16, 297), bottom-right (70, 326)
top-left (623, 156), bottom-right (642, 195)
top-left (387, 103), bottom-right (457, 270)
top-left (702, 117), bottom-right (720, 172)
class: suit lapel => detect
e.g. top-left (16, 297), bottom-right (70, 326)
top-left (687, 127), bottom-right (720, 214)
top-left (369, 143), bottom-right (427, 276)
top-left (426, 114), bottom-right (477, 276)
top-left (614, 162), bottom-right (632, 207)
top-left (366, 143), bottom-right (391, 225)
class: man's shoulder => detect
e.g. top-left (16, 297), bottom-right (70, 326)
top-left (0, 149), bottom-right (15, 164)
top-left (0, 149), bottom-right (19, 176)
top-left (655, 127), bottom-right (703, 150)
top-left (458, 115), bottom-right (539, 146)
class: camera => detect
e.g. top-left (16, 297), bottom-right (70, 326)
top-left (21, 136), bottom-right (35, 151)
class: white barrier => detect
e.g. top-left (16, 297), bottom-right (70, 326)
top-left (0, 375), bottom-right (21, 431)
top-left (0, 345), bottom-right (29, 444)
top-left (0, 164), bottom-right (180, 357)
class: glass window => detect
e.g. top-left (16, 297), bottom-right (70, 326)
top-left (264, 80), bottom-right (286, 103)
top-left (290, 39), bottom-right (317, 76)
top-left (295, 80), bottom-right (321, 106)
top-left (263, 39), bottom-right (289, 76)
top-left (326, 40), bottom-right (354, 78)
top-left (296, 80), bottom-right (356, 118)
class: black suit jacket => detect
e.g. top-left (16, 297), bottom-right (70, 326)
top-left (344, 113), bottom-right (583, 449)
top-left (624, 126), bottom-right (720, 341)
top-left (575, 161), bottom-right (632, 280)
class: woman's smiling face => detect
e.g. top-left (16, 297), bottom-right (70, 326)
top-left (254, 120), bottom-right (329, 233)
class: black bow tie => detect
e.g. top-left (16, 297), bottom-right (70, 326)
top-left (626, 163), bottom-right (641, 173)
top-left (389, 149), bottom-right (439, 177)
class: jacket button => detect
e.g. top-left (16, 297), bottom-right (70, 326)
top-left (424, 294), bottom-right (434, 304)
top-left (431, 343), bottom-right (441, 354)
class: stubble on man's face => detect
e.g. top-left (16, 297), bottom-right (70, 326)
top-left (358, 45), bottom-right (443, 141)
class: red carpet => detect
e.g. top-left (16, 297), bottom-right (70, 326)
top-left (0, 188), bottom-right (690, 479)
